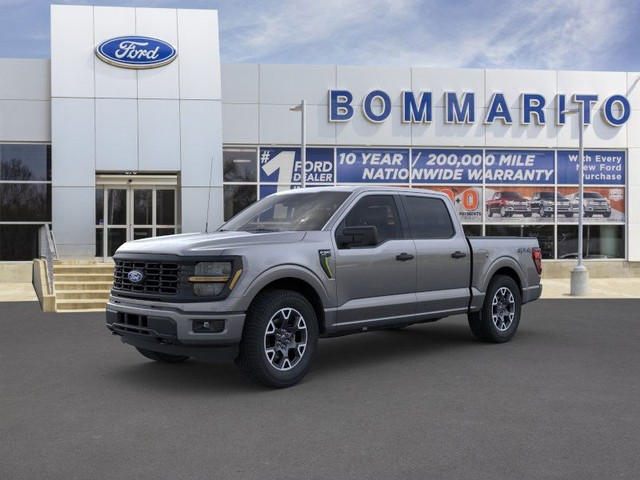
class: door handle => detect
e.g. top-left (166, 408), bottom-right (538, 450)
top-left (396, 253), bottom-right (414, 262)
top-left (451, 251), bottom-right (467, 259)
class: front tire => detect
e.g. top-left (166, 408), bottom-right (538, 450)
top-left (135, 347), bottom-right (189, 363)
top-left (236, 290), bottom-right (319, 388)
top-left (468, 275), bottom-right (521, 343)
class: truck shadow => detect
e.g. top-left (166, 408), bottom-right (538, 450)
top-left (109, 319), bottom-right (482, 394)
top-left (105, 317), bottom-right (541, 392)
top-left (312, 319), bottom-right (479, 374)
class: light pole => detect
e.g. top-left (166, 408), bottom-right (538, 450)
top-left (562, 104), bottom-right (589, 295)
top-left (289, 100), bottom-right (307, 188)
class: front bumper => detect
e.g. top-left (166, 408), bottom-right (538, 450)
top-left (106, 297), bottom-right (246, 362)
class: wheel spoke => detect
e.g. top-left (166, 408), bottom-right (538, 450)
top-left (492, 287), bottom-right (515, 332)
top-left (264, 307), bottom-right (308, 371)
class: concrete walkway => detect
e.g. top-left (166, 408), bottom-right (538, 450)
top-left (2, 278), bottom-right (640, 303)
top-left (0, 283), bottom-right (38, 302)
top-left (541, 277), bottom-right (640, 299)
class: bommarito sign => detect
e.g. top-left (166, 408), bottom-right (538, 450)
top-left (328, 90), bottom-right (631, 127)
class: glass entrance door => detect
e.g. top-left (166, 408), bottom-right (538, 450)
top-left (95, 176), bottom-right (177, 258)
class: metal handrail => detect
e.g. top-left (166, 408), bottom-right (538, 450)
top-left (38, 224), bottom-right (58, 294)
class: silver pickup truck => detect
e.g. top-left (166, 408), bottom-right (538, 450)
top-left (107, 186), bottom-right (542, 388)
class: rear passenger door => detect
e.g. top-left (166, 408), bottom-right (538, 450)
top-left (333, 194), bottom-right (416, 329)
top-left (400, 194), bottom-right (471, 317)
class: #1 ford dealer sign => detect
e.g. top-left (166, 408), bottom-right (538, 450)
top-left (95, 36), bottom-right (177, 69)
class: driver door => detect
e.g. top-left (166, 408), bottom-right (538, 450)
top-left (333, 194), bottom-right (416, 330)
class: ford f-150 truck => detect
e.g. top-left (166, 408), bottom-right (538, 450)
top-left (107, 186), bottom-right (543, 388)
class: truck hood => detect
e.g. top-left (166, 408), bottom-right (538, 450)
top-left (114, 231), bottom-right (307, 256)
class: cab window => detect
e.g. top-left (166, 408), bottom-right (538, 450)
top-left (403, 196), bottom-right (455, 239)
top-left (338, 195), bottom-right (402, 246)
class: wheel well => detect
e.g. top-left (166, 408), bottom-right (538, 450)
top-left (253, 278), bottom-right (326, 333)
top-left (493, 267), bottom-right (522, 295)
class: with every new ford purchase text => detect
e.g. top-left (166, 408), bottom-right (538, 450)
top-left (106, 187), bottom-right (543, 388)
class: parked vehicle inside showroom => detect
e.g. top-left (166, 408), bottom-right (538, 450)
top-left (486, 190), bottom-right (532, 217)
top-left (530, 191), bottom-right (578, 218)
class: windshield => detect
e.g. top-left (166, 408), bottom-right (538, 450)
top-left (584, 192), bottom-right (604, 199)
top-left (501, 191), bottom-right (522, 199)
top-left (220, 190), bottom-right (351, 232)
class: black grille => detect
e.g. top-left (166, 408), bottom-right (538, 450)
top-left (113, 260), bottom-right (181, 295)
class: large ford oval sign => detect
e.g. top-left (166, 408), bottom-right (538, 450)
top-left (95, 36), bottom-right (177, 69)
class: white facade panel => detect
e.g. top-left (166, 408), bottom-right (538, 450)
top-left (306, 105), bottom-right (336, 145)
top-left (136, 8), bottom-right (180, 99)
top-left (411, 107), bottom-right (486, 147)
top-left (180, 100), bottom-right (223, 187)
top-left (485, 108), bottom-right (558, 148)
top-left (336, 106), bottom-right (412, 146)
top-left (336, 66), bottom-right (411, 107)
top-left (222, 103), bottom-right (259, 144)
top-left (181, 186), bottom-right (223, 233)
top-left (0, 59), bottom-right (50, 100)
top-left (629, 148), bottom-right (640, 186)
top-left (628, 223), bottom-right (640, 262)
top-left (411, 67), bottom-right (485, 108)
top-left (138, 99), bottom-right (180, 171)
top-left (259, 104), bottom-right (304, 145)
top-left (485, 69), bottom-right (556, 109)
top-left (557, 71), bottom-right (627, 111)
top-left (51, 5), bottom-right (95, 98)
top-left (259, 64), bottom-right (335, 106)
top-left (95, 99), bottom-right (138, 171)
top-left (407, 108), bottom-right (485, 147)
top-left (221, 64), bottom-right (259, 104)
top-left (51, 98), bottom-right (95, 187)
top-left (93, 6), bottom-right (137, 99)
top-left (0, 100), bottom-right (51, 142)
top-left (52, 186), bottom-right (95, 259)
top-left (177, 9), bottom-right (221, 100)
top-left (556, 108), bottom-right (627, 149)
top-left (625, 72), bottom-right (640, 105)
top-left (629, 186), bottom-right (640, 223)
top-left (625, 106), bottom-right (640, 149)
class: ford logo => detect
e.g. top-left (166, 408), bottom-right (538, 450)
top-left (95, 36), bottom-right (177, 69)
top-left (127, 270), bottom-right (145, 284)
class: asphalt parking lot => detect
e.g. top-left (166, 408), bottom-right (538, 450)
top-left (1, 299), bottom-right (639, 480)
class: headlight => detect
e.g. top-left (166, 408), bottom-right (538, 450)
top-left (190, 262), bottom-right (233, 297)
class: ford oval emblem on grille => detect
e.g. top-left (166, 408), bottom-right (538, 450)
top-left (128, 270), bottom-right (145, 284)
top-left (95, 36), bottom-right (177, 69)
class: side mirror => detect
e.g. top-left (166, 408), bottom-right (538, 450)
top-left (336, 226), bottom-right (378, 248)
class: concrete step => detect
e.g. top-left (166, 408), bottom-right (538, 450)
top-left (56, 290), bottom-right (111, 300)
top-left (55, 299), bottom-right (109, 311)
top-left (54, 273), bottom-right (114, 283)
top-left (55, 281), bottom-right (113, 291)
top-left (54, 265), bottom-right (114, 275)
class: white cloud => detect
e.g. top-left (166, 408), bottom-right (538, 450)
top-left (0, 0), bottom-right (635, 70)
top-left (218, 0), bottom-right (633, 71)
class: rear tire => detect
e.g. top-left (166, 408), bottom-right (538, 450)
top-left (236, 290), bottom-right (319, 388)
top-left (468, 275), bottom-right (521, 343)
top-left (136, 347), bottom-right (189, 363)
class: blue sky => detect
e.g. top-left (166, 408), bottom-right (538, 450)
top-left (1, 0), bottom-right (639, 71)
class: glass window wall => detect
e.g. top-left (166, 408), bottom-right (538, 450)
top-left (0, 144), bottom-right (51, 261)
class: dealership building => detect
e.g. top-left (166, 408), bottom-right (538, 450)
top-left (1, 4), bottom-right (639, 282)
